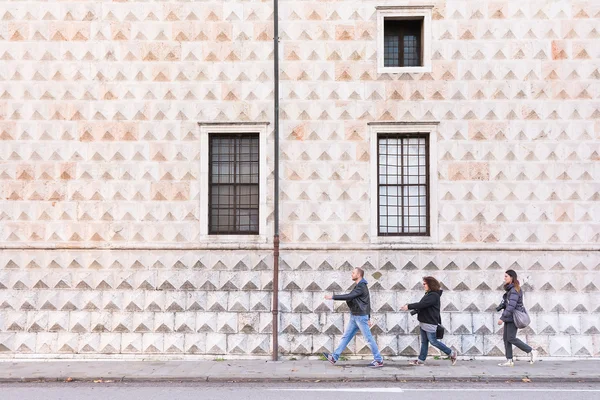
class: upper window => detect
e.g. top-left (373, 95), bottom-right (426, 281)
top-left (384, 19), bottom-right (422, 67)
top-left (209, 133), bottom-right (260, 235)
top-left (377, 134), bottom-right (429, 236)
top-left (377, 5), bottom-right (432, 73)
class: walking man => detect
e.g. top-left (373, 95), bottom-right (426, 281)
top-left (322, 267), bottom-right (383, 367)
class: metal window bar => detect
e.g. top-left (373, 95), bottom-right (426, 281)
top-left (377, 133), bottom-right (429, 236)
top-left (383, 19), bottom-right (422, 67)
top-left (209, 133), bottom-right (260, 234)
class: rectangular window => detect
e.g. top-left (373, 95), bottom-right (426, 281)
top-left (209, 133), bottom-right (259, 234)
top-left (377, 134), bottom-right (429, 236)
top-left (377, 6), bottom-right (432, 73)
top-left (384, 19), bottom-right (422, 67)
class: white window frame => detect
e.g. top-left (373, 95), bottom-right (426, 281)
top-left (369, 122), bottom-right (438, 244)
top-left (198, 123), bottom-right (269, 243)
top-left (376, 5), bottom-right (433, 74)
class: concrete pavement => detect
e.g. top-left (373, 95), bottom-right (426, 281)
top-left (0, 358), bottom-right (599, 383)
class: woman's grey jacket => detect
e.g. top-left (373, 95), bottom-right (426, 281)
top-left (500, 283), bottom-right (525, 323)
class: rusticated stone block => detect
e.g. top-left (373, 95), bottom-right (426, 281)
top-left (142, 333), bottom-right (164, 353)
top-left (184, 333), bottom-right (206, 354)
top-left (0, 333), bottom-right (15, 353)
top-left (164, 333), bottom-right (185, 353)
top-left (205, 333), bottom-right (227, 354)
top-left (121, 333), bottom-right (143, 353)
top-left (36, 332), bottom-right (58, 353)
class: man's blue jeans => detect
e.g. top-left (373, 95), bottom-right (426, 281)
top-left (419, 328), bottom-right (452, 361)
top-left (332, 315), bottom-right (383, 362)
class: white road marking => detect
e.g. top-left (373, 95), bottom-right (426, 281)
top-left (271, 388), bottom-right (600, 393)
top-left (403, 389), bottom-right (600, 392)
top-left (272, 388), bottom-right (404, 392)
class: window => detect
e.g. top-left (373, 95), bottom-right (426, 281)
top-left (209, 133), bottom-right (260, 234)
top-left (377, 5), bottom-right (432, 73)
top-left (369, 123), bottom-right (438, 243)
top-left (198, 122), bottom-right (268, 242)
top-left (378, 134), bottom-right (429, 235)
top-left (384, 19), bottom-right (422, 67)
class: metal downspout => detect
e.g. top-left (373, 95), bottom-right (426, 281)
top-left (272, 0), bottom-right (280, 361)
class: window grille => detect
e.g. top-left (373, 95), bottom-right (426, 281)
top-left (209, 133), bottom-right (260, 234)
top-left (377, 134), bottom-right (429, 235)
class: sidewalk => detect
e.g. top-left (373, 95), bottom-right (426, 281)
top-left (0, 358), bottom-right (598, 383)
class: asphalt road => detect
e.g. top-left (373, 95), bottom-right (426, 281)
top-left (2, 382), bottom-right (600, 400)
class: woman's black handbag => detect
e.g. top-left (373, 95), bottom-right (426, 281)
top-left (436, 324), bottom-right (445, 339)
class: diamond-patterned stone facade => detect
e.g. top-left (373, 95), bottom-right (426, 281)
top-left (0, 1), bottom-right (598, 357)
top-left (0, 250), bottom-right (597, 356)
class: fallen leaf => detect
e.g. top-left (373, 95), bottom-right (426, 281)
top-left (522, 378), bottom-right (531, 383)
top-left (315, 379), bottom-right (320, 382)
top-left (65, 377), bottom-right (73, 382)
top-left (93, 379), bottom-right (103, 383)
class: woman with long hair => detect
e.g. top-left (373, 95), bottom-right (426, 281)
top-left (401, 276), bottom-right (457, 366)
top-left (498, 269), bottom-right (535, 366)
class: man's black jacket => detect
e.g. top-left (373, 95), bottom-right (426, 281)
top-left (333, 279), bottom-right (371, 318)
top-left (407, 290), bottom-right (443, 325)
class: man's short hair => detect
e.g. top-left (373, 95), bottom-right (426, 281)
top-left (354, 267), bottom-right (364, 278)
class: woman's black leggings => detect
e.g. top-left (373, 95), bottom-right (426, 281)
top-left (503, 321), bottom-right (532, 359)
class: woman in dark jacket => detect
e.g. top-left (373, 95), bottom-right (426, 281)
top-left (401, 276), bottom-right (457, 366)
top-left (498, 270), bottom-right (535, 366)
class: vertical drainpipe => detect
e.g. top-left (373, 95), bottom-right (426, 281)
top-left (272, 0), bottom-right (280, 361)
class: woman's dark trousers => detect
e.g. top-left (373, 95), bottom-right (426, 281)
top-left (503, 321), bottom-right (532, 359)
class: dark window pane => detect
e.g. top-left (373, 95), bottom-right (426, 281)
top-left (383, 19), bottom-right (422, 67)
top-left (384, 35), bottom-right (400, 67)
top-left (377, 134), bottom-right (429, 236)
top-left (211, 185), bottom-right (234, 207)
top-left (403, 35), bottom-right (419, 66)
top-left (209, 133), bottom-right (260, 234)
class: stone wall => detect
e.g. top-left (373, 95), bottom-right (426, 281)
top-left (0, 248), bottom-right (597, 356)
top-left (0, 0), bottom-right (598, 357)
top-left (277, 250), bottom-right (599, 357)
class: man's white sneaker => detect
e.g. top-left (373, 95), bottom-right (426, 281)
top-left (498, 359), bottom-right (514, 367)
top-left (450, 350), bottom-right (458, 366)
top-left (528, 350), bottom-right (536, 364)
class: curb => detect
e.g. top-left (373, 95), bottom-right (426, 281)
top-left (1, 376), bottom-right (599, 384)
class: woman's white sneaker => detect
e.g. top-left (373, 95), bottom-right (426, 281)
top-left (528, 350), bottom-right (536, 364)
top-left (498, 359), bottom-right (514, 367)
